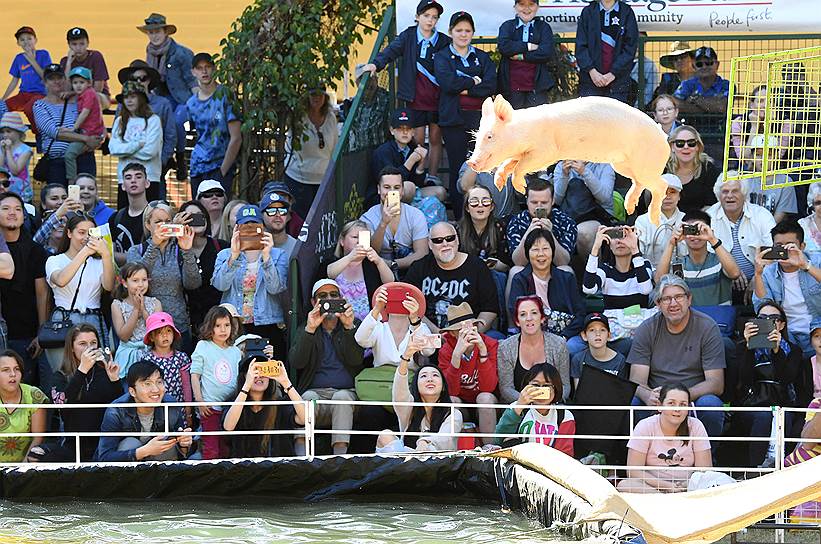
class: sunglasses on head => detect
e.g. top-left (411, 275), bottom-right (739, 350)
top-left (200, 190), bottom-right (225, 199)
top-left (674, 139), bottom-right (698, 148)
top-left (264, 206), bottom-right (290, 216)
top-left (695, 60), bottom-right (715, 68)
top-left (430, 234), bottom-right (457, 245)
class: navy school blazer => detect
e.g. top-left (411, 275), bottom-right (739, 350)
top-left (433, 46), bottom-right (497, 127)
top-left (372, 25), bottom-right (451, 103)
top-left (574, 1), bottom-right (639, 82)
top-left (496, 16), bottom-right (556, 94)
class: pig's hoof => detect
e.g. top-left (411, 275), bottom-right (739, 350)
top-left (511, 175), bottom-right (526, 194)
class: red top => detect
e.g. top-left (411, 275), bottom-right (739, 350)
top-left (409, 72), bottom-right (440, 112)
top-left (438, 333), bottom-right (499, 402)
top-left (76, 86), bottom-right (105, 137)
top-left (508, 59), bottom-right (537, 92)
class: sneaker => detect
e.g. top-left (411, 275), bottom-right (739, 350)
top-left (425, 174), bottom-right (443, 187)
top-left (758, 454), bottom-right (775, 469)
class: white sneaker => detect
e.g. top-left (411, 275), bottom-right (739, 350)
top-left (758, 454), bottom-right (776, 468)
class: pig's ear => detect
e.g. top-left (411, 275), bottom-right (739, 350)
top-left (493, 95), bottom-right (514, 124)
top-left (481, 97), bottom-right (494, 120)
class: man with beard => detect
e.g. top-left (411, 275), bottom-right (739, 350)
top-left (404, 221), bottom-right (498, 334)
top-left (0, 193), bottom-right (40, 383)
top-left (628, 274), bottom-right (726, 437)
top-left (260, 192), bottom-right (297, 257)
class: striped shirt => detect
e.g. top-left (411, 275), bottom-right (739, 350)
top-left (730, 218), bottom-right (756, 279)
top-left (785, 398), bottom-right (821, 467)
top-left (682, 252), bottom-right (732, 306)
top-left (583, 253), bottom-right (654, 309)
top-left (32, 99), bottom-right (79, 158)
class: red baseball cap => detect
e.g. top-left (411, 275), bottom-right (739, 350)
top-left (15, 26), bottom-right (36, 39)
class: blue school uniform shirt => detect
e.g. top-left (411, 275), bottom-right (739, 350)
top-left (674, 75), bottom-right (731, 100)
top-left (9, 50), bottom-right (51, 94)
top-left (185, 85), bottom-right (239, 177)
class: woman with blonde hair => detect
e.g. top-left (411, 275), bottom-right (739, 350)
top-left (665, 124), bottom-right (720, 213)
top-left (126, 200), bottom-right (201, 353)
top-left (325, 219), bottom-right (394, 321)
top-left (219, 199), bottom-right (248, 241)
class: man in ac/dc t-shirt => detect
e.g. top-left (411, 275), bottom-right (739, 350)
top-left (404, 222), bottom-right (498, 333)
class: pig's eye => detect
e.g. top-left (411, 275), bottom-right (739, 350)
top-left (486, 133), bottom-right (493, 140)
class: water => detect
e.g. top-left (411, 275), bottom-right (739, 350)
top-left (0, 497), bottom-right (568, 543)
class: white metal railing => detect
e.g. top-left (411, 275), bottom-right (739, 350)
top-left (0, 401), bottom-right (817, 475)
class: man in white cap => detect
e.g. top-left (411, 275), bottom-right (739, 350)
top-left (289, 279), bottom-right (364, 456)
top-left (635, 173), bottom-right (687, 269)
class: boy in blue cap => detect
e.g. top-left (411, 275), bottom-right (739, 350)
top-left (62, 66), bottom-right (105, 180)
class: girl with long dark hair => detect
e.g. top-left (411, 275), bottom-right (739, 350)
top-left (376, 337), bottom-right (462, 453)
top-left (222, 358), bottom-right (305, 458)
top-left (109, 81), bottom-right (163, 199)
top-left (618, 383), bottom-right (712, 493)
top-left (495, 362), bottom-right (574, 454)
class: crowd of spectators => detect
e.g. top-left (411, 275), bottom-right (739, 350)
top-left (0, 1), bottom-right (821, 495)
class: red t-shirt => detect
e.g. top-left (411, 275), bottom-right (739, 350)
top-left (508, 59), bottom-right (537, 92)
top-left (60, 50), bottom-right (111, 96)
top-left (76, 87), bottom-right (105, 137)
top-left (409, 73), bottom-right (440, 112)
top-left (438, 333), bottom-right (499, 402)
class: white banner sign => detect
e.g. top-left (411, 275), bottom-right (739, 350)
top-left (397, 0), bottom-right (817, 35)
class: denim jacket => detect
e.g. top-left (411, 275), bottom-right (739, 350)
top-left (94, 392), bottom-right (188, 462)
top-left (164, 40), bottom-right (196, 106)
top-left (753, 252), bottom-right (821, 319)
top-left (211, 248), bottom-right (288, 325)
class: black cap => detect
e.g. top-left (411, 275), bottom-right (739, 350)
top-left (583, 313), bottom-right (610, 331)
top-left (192, 52), bottom-right (215, 68)
top-left (390, 109), bottom-right (413, 128)
top-left (694, 46), bottom-right (718, 61)
top-left (66, 27), bottom-right (89, 41)
top-left (14, 26), bottom-right (36, 39)
top-left (416, 0), bottom-right (444, 15)
top-left (42, 64), bottom-right (65, 79)
top-left (449, 11), bottom-right (475, 30)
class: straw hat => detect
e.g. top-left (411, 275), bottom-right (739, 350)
top-left (660, 41), bottom-right (695, 70)
top-left (0, 112), bottom-right (27, 135)
top-left (441, 302), bottom-right (481, 332)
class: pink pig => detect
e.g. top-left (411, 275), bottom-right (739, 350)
top-left (467, 95), bottom-right (670, 225)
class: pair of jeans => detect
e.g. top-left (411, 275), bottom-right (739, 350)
top-left (441, 110), bottom-right (482, 221)
top-left (505, 90), bottom-right (550, 110)
top-left (166, 98), bottom-right (190, 157)
top-left (191, 165), bottom-right (236, 200)
top-left (8, 337), bottom-right (45, 388)
top-left (284, 173), bottom-right (320, 220)
top-left (43, 151), bottom-right (96, 185)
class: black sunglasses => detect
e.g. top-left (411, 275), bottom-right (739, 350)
top-left (0, 179), bottom-right (10, 188)
top-left (131, 75), bottom-right (150, 83)
top-left (757, 313), bottom-right (782, 322)
top-left (695, 60), bottom-right (715, 68)
top-left (674, 139), bottom-right (698, 148)
top-left (430, 234), bottom-right (457, 245)
top-left (317, 130), bottom-right (326, 150)
top-left (200, 190), bottom-right (225, 199)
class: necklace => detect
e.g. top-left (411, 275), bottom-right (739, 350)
top-left (85, 366), bottom-right (96, 392)
top-left (0, 387), bottom-right (22, 415)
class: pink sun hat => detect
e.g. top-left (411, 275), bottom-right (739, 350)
top-left (143, 311), bottom-right (181, 345)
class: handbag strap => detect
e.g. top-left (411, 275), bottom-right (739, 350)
top-left (43, 99), bottom-right (69, 158)
top-left (67, 260), bottom-right (88, 313)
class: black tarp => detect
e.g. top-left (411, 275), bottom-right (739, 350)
top-left (0, 453), bottom-right (645, 543)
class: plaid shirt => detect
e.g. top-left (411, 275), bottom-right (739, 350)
top-left (33, 212), bottom-right (64, 255)
top-left (506, 208), bottom-right (577, 256)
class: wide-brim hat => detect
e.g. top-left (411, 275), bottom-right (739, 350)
top-left (441, 302), bottom-right (481, 331)
top-left (660, 41), bottom-right (695, 70)
top-left (371, 282), bottom-right (426, 322)
top-left (118, 59), bottom-right (161, 87)
top-left (143, 312), bottom-right (181, 345)
top-left (137, 13), bottom-right (177, 35)
top-left (0, 112), bottom-right (27, 135)
top-left (116, 80), bottom-right (148, 104)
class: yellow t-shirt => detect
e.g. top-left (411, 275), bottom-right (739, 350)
top-left (0, 383), bottom-right (47, 462)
